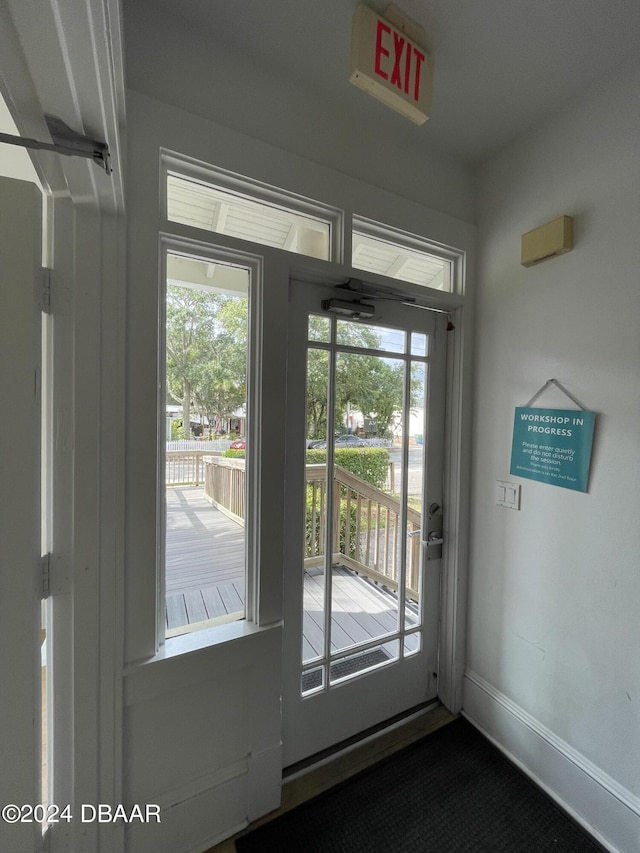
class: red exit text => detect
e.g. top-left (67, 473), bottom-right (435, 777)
top-left (374, 20), bottom-right (426, 103)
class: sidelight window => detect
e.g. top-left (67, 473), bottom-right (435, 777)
top-left (162, 249), bottom-right (253, 638)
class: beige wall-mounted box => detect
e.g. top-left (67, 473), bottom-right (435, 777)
top-left (521, 215), bottom-right (574, 267)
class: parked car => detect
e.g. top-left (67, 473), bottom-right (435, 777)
top-left (336, 434), bottom-right (367, 447)
top-left (309, 434), bottom-right (366, 450)
top-left (229, 437), bottom-right (246, 450)
top-left (307, 432), bottom-right (339, 448)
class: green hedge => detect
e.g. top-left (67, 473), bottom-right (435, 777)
top-left (222, 449), bottom-right (246, 458)
top-left (306, 447), bottom-right (389, 489)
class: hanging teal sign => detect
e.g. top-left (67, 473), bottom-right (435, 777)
top-left (510, 407), bottom-right (596, 492)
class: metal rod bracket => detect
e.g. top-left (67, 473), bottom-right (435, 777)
top-left (0, 114), bottom-right (111, 175)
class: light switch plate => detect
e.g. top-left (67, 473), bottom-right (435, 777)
top-left (496, 480), bottom-right (521, 510)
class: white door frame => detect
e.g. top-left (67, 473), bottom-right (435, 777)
top-left (0, 3), bottom-right (126, 851)
top-left (0, 175), bottom-right (44, 853)
top-left (280, 265), bottom-right (470, 765)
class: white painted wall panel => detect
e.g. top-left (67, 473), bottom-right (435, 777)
top-left (464, 673), bottom-right (640, 853)
top-left (0, 97), bottom-right (40, 183)
top-left (0, 176), bottom-right (42, 853)
top-left (124, 672), bottom-right (250, 802)
top-left (123, 1), bottom-right (475, 225)
top-left (468, 58), bottom-right (640, 849)
top-left (125, 773), bottom-right (249, 853)
top-left (123, 627), bottom-right (282, 851)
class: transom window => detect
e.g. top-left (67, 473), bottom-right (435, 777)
top-left (166, 169), bottom-right (339, 262)
top-left (352, 217), bottom-right (453, 291)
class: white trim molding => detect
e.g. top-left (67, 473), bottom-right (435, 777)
top-left (463, 669), bottom-right (640, 853)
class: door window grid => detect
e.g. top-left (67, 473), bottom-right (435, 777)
top-left (302, 313), bottom-right (428, 694)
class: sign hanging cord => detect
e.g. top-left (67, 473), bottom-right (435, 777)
top-left (523, 378), bottom-right (586, 410)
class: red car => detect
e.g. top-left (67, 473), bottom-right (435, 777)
top-left (229, 437), bottom-right (246, 450)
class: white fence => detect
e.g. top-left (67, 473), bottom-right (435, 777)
top-left (165, 438), bottom-right (394, 486)
top-left (166, 440), bottom-right (233, 453)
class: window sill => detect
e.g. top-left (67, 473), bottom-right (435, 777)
top-left (123, 619), bottom-right (283, 705)
top-left (159, 617), bottom-right (271, 661)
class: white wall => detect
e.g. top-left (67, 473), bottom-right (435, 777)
top-left (122, 0), bottom-right (474, 224)
top-left (0, 96), bottom-right (39, 183)
top-left (466, 59), bottom-right (640, 852)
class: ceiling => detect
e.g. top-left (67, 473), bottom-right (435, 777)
top-left (148, 0), bottom-right (640, 165)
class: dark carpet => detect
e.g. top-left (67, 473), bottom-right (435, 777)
top-left (235, 717), bottom-right (602, 852)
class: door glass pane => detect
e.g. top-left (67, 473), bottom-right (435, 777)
top-left (329, 642), bottom-right (399, 685)
top-left (404, 361), bottom-right (427, 631)
top-left (403, 632), bottom-right (422, 657)
top-left (164, 253), bottom-right (249, 637)
top-left (308, 314), bottom-right (331, 343)
top-left (300, 314), bottom-right (432, 694)
top-left (304, 348), bottom-right (329, 664)
top-left (301, 665), bottom-right (325, 694)
top-left (336, 320), bottom-right (405, 353)
top-left (411, 331), bottom-right (428, 357)
top-left (330, 351), bottom-right (404, 652)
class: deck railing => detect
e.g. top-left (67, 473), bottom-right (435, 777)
top-left (202, 456), bottom-right (246, 525)
top-left (202, 457), bottom-right (421, 599)
top-left (165, 441), bottom-right (234, 485)
top-left (305, 464), bottom-right (420, 600)
top-left (165, 451), bottom-right (211, 485)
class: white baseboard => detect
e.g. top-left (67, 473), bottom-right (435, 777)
top-left (463, 670), bottom-right (640, 853)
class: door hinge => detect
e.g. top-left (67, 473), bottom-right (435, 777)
top-left (41, 553), bottom-right (51, 599)
top-left (41, 267), bottom-right (53, 314)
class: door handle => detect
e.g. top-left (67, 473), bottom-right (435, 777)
top-left (409, 530), bottom-right (444, 545)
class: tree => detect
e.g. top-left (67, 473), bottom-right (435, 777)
top-left (165, 285), bottom-right (247, 435)
top-left (190, 298), bottom-right (247, 431)
top-left (305, 317), bottom-right (420, 438)
top-left (306, 316), bottom-right (385, 437)
top-left (345, 356), bottom-right (405, 436)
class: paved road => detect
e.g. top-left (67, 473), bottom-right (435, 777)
top-left (388, 447), bottom-right (424, 497)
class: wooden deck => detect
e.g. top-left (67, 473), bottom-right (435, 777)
top-left (302, 565), bottom-right (419, 661)
top-left (165, 487), bottom-right (418, 651)
top-left (166, 487), bottom-right (245, 631)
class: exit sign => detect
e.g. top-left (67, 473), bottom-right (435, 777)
top-left (350, 4), bottom-right (433, 125)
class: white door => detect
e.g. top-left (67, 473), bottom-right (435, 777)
top-left (282, 279), bottom-right (447, 766)
top-left (0, 176), bottom-right (45, 852)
